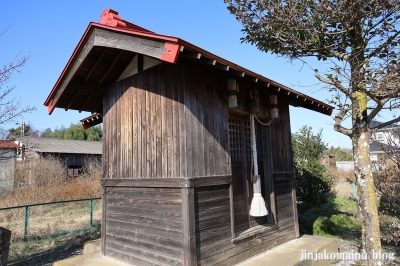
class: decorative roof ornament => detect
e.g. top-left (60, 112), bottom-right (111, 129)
top-left (99, 9), bottom-right (126, 28)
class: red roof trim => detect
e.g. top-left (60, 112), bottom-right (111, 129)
top-left (80, 113), bottom-right (103, 129)
top-left (44, 22), bottom-right (182, 108)
top-left (44, 9), bottom-right (333, 116)
top-left (161, 42), bottom-right (180, 64)
top-left (0, 141), bottom-right (21, 149)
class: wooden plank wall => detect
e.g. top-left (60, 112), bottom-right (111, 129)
top-left (194, 184), bottom-right (296, 266)
top-left (193, 98), bottom-right (297, 265)
top-left (104, 186), bottom-right (184, 265)
top-left (103, 63), bottom-right (185, 179)
top-left (266, 99), bottom-right (298, 234)
top-left (182, 60), bottom-right (230, 178)
top-left (102, 61), bottom-right (231, 179)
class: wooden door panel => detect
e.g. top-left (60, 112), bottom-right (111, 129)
top-left (230, 115), bottom-right (269, 232)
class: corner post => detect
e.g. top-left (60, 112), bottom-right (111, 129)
top-left (182, 187), bottom-right (197, 265)
top-left (101, 186), bottom-right (107, 256)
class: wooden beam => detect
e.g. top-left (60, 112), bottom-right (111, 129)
top-left (138, 54), bottom-right (143, 72)
top-left (92, 99), bottom-right (103, 114)
top-left (101, 186), bottom-right (107, 256)
top-left (69, 80), bottom-right (106, 93)
top-left (99, 50), bottom-right (124, 85)
top-left (182, 187), bottom-right (197, 265)
top-left (84, 48), bottom-right (108, 82)
top-left (51, 27), bottom-right (179, 108)
top-left (79, 93), bottom-right (95, 113)
top-left (93, 28), bottom-right (174, 62)
top-left (51, 31), bottom-right (96, 110)
top-left (65, 90), bottom-right (81, 111)
top-left (101, 176), bottom-right (231, 188)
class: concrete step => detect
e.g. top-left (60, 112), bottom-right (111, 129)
top-left (83, 239), bottom-right (101, 255)
top-left (53, 252), bottom-right (129, 266)
top-left (236, 235), bottom-right (339, 266)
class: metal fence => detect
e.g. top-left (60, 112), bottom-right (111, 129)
top-left (333, 181), bottom-right (358, 200)
top-left (0, 198), bottom-right (101, 243)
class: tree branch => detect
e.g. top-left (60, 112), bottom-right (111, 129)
top-left (315, 73), bottom-right (350, 96)
top-left (370, 117), bottom-right (400, 130)
top-left (366, 98), bottom-right (390, 123)
top-left (333, 106), bottom-right (353, 136)
top-left (367, 31), bottom-right (400, 59)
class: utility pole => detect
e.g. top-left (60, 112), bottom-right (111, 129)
top-left (18, 117), bottom-right (25, 136)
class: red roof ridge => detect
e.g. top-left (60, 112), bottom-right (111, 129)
top-left (99, 9), bottom-right (153, 33)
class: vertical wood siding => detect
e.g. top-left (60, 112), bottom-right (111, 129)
top-left (102, 61), bottom-right (231, 179)
top-left (266, 100), bottom-right (297, 229)
top-left (182, 61), bottom-right (230, 178)
top-left (103, 63), bottom-right (186, 179)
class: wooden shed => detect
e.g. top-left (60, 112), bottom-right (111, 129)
top-left (44, 9), bottom-right (333, 266)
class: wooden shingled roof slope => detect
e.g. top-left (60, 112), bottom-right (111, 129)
top-left (16, 136), bottom-right (102, 155)
top-left (44, 9), bottom-right (334, 118)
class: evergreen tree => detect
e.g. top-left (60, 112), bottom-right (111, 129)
top-left (292, 126), bottom-right (332, 208)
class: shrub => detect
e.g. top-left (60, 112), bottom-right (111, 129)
top-left (292, 126), bottom-right (333, 208)
top-left (313, 216), bottom-right (337, 237)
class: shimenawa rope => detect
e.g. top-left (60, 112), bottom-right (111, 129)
top-left (249, 114), bottom-right (268, 217)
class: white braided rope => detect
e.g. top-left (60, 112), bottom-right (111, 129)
top-left (250, 114), bottom-right (258, 176)
top-left (249, 113), bottom-right (268, 217)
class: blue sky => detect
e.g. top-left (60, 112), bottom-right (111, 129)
top-left (1, 0), bottom-right (353, 148)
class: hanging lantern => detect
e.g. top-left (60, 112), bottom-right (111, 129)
top-left (270, 95), bottom-right (279, 118)
top-left (227, 79), bottom-right (238, 109)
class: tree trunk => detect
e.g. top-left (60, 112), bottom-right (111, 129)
top-left (352, 92), bottom-right (382, 265)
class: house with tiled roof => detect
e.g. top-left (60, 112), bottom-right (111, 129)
top-left (370, 120), bottom-right (400, 162)
top-left (14, 136), bottom-right (102, 175)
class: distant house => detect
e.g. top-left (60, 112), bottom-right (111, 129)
top-left (320, 155), bottom-right (336, 167)
top-left (14, 137), bottom-right (102, 175)
top-left (369, 121), bottom-right (400, 162)
top-left (0, 141), bottom-right (21, 195)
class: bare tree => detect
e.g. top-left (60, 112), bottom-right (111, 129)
top-left (0, 27), bottom-right (36, 161)
top-left (225, 0), bottom-right (400, 264)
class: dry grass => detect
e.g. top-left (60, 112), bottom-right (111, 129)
top-left (326, 166), bottom-right (355, 181)
top-left (0, 157), bottom-right (101, 208)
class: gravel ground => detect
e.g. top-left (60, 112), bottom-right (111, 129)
top-left (332, 239), bottom-right (400, 266)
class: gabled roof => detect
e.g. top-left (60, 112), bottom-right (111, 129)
top-left (16, 137), bottom-right (102, 155)
top-left (370, 141), bottom-right (398, 153)
top-left (370, 120), bottom-right (400, 130)
top-left (0, 141), bottom-right (21, 149)
top-left (44, 9), bottom-right (333, 117)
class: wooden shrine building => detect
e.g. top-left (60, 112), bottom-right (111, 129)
top-left (45, 9), bottom-right (333, 266)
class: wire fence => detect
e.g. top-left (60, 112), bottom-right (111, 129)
top-left (333, 181), bottom-right (358, 200)
top-left (0, 198), bottom-right (101, 243)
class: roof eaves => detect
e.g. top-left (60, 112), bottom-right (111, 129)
top-left (177, 40), bottom-right (333, 115)
top-left (44, 9), bottom-right (334, 116)
top-left (44, 22), bottom-right (182, 113)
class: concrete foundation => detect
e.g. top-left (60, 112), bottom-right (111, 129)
top-left (54, 235), bottom-right (338, 266)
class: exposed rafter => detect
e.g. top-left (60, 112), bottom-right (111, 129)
top-left (85, 48), bottom-right (108, 82)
